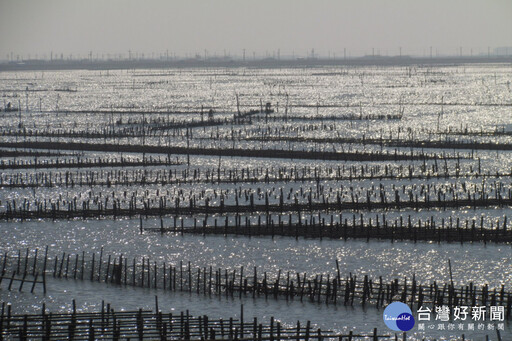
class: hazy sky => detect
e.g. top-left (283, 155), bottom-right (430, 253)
top-left (0, 0), bottom-right (511, 59)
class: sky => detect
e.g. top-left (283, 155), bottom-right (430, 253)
top-left (0, 0), bottom-right (511, 60)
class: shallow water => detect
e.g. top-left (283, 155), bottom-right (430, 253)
top-left (1, 64), bottom-right (512, 339)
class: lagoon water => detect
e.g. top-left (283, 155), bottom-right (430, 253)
top-left (1, 63), bottom-right (511, 339)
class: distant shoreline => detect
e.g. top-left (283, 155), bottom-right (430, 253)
top-left (1, 56), bottom-right (511, 71)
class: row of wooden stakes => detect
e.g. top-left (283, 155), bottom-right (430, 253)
top-left (143, 214), bottom-right (512, 244)
top-left (0, 299), bottom-right (397, 340)
top-left (1, 248), bottom-right (510, 320)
